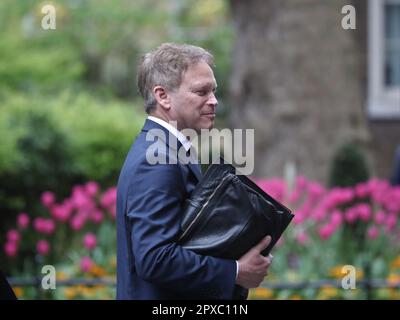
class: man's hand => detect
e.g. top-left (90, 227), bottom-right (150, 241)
top-left (236, 236), bottom-right (273, 289)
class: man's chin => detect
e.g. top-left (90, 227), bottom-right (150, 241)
top-left (202, 120), bottom-right (215, 130)
top-left (191, 120), bottom-right (215, 133)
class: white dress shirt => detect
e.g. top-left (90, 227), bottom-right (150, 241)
top-left (147, 116), bottom-right (191, 152)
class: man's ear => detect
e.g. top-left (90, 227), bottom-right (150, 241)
top-left (153, 86), bottom-right (171, 110)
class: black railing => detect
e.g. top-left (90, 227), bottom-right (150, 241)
top-left (7, 277), bottom-right (400, 300)
top-left (9, 277), bottom-right (115, 287)
top-left (260, 279), bottom-right (400, 289)
top-left (8, 277), bottom-right (400, 288)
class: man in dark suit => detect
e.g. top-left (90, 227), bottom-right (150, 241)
top-left (0, 271), bottom-right (17, 300)
top-left (392, 145), bottom-right (400, 186)
top-left (116, 43), bottom-right (273, 299)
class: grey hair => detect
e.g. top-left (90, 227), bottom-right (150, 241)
top-left (137, 43), bottom-right (214, 113)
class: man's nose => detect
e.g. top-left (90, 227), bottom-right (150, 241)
top-left (207, 92), bottom-right (218, 108)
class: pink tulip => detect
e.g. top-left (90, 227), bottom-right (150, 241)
top-left (308, 182), bottom-right (325, 200)
top-left (312, 207), bottom-right (327, 222)
top-left (357, 204), bottom-right (372, 222)
top-left (91, 210), bottom-right (104, 224)
top-left (288, 189), bottom-right (301, 204)
top-left (330, 210), bottom-right (343, 227)
top-left (318, 224), bottom-right (336, 240)
top-left (83, 233), bottom-right (97, 250)
top-left (383, 188), bottom-right (400, 212)
top-left (71, 186), bottom-right (90, 209)
top-left (265, 179), bottom-right (286, 202)
top-left (17, 213), bottom-right (30, 229)
top-left (370, 179), bottom-right (390, 205)
top-left (386, 214), bottom-right (397, 231)
top-left (293, 211), bottom-right (305, 224)
top-left (6, 229), bottom-right (20, 242)
top-left (355, 182), bottom-right (370, 198)
top-left (47, 220), bottom-right (56, 234)
top-left (295, 231), bottom-right (309, 245)
top-left (300, 202), bottom-right (313, 217)
top-left (344, 208), bottom-right (358, 224)
top-left (70, 215), bottom-right (85, 231)
top-left (374, 210), bottom-right (386, 225)
top-left (367, 226), bottom-right (379, 240)
top-left (295, 176), bottom-right (308, 191)
top-left (72, 185), bottom-right (85, 197)
top-left (80, 256), bottom-right (92, 272)
top-left (100, 187), bottom-right (117, 209)
top-left (34, 218), bottom-right (55, 235)
top-left (329, 188), bottom-right (354, 206)
top-left (50, 204), bottom-right (72, 222)
top-left (73, 192), bottom-right (89, 209)
top-left (36, 240), bottom-right (50, 255)
top-left (34, 217), bottom-right (46, 233)
top-left (41, 191), bottom-right (55, 207)
top-left (4, 242), bottom-right (18, 257)
top-left (85, 181), bottom-right (99, 197)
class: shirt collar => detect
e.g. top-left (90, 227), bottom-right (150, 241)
top-left (147, 116), bottom-right (192, 152)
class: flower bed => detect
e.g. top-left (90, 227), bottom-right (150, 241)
top-left (2, 177), bottom-right (399, 299)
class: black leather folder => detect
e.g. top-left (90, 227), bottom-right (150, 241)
top-left (178, 162), bottom-right (294, 260)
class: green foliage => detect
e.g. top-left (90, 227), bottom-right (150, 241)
top-left (0, 91), bottom-right (144, 230)
top-left (0, 0), bottom-right (233, 262)
top-left (166, 0), bottom-right (234, 100)
top-left (51, 91), bottom-right (144, 185)
top-left (329, 143), bottom-right (370, 187)
top-left (0, 1), bottom-right (84, 92)
top-left (0, 104), bottom-right (78, 211)
top-left (0, 0), bottom-right (233, 99)
top-left (0, 33), bottom-right (84, 91)
top-left (328, 143), bottom-right (372, 277)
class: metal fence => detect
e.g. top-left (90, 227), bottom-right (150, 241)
top-left (7, 277), bottom-right (400, 299)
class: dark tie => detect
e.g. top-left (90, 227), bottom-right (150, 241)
top-left (186, 147), bottom-right (203, 180)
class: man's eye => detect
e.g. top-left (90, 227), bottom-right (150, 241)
top-left (196, 90), bottom-right (207, 96)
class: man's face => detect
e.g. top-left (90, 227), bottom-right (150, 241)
top-left (169, 61), bottom-right (218, 132)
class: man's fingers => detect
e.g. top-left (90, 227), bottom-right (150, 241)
top-left (254, 235), bottom-right (272, 253)
top-left (255, 254), bottom-right (273, 268)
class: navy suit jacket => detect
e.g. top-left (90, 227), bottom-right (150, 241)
top-left (116, 119), bottom-right (237, 299)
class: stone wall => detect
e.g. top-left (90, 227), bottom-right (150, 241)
top-left (228, 0), bottom-right (398, 183)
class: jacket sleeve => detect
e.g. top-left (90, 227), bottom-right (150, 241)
top-left (126, 160), bottom-right (237, 299)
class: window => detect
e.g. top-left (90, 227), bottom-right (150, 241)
top-left (368, 0), bottom-right (400, 118)
top-left (385, 3), bottom-right (400, 86)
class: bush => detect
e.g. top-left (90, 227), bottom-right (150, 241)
top-left (50, 91), bottom-right (145, 185)
top-left (329, 143), bottom-right (370, 188)
top-left (0, 91), bottom-right (144, 234)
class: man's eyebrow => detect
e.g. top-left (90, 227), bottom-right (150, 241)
top-left (190, 83), bottom-right (218, 90)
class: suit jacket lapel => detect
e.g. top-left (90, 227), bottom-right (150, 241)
top-left (188, 161), bottom-right (202, 182)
